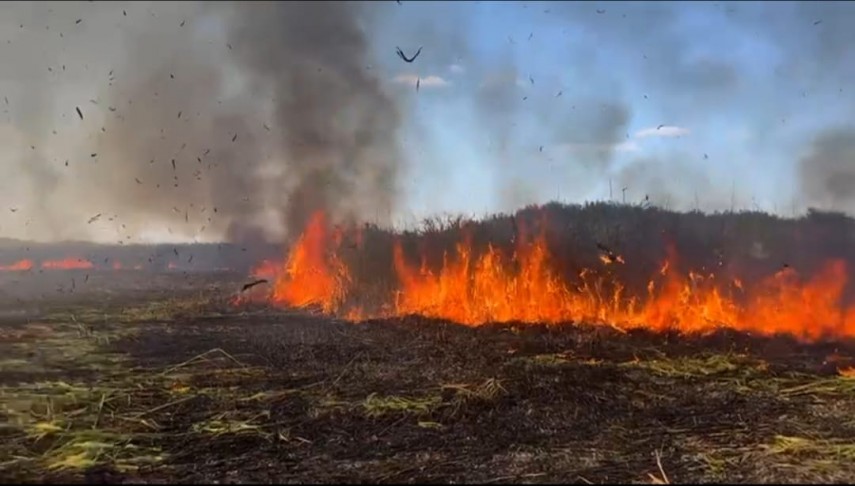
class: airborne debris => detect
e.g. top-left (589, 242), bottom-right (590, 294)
top-left (241, 279), bottom-right (269, 292)
top-left (76, 106), bottom-right (83, 120)
top-left (75, 19), bottom-right (82, 24)
top-left (87, 213), bottom-right (102, 224)
top-left (396, 46), bottom-right (422, 63)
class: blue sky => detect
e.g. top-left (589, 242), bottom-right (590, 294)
top-left (370, 1), bottom-right (855, 221)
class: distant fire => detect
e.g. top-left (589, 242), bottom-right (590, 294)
top-left (40, 258), bottom-right (94, 270)
top-left (0, 259), bottom-right (34, 271)
top-left (0, 258), bottom-right (146, 272)
top-left (247, 209), bottom-right (855, 341)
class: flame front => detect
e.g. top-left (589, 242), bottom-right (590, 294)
top-left (269, 211), bottom-right (349, 313)
top-left (259, 210), bottom-right (855, 341)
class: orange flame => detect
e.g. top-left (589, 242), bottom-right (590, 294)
top-left (41, 258), bottom-right (94, 270)
top-left (0, 259), bottom-right (34, 271)
top-left (269, 211), bottom-right (349, 313)
top-left (257, 210), bottom-right (855, 341)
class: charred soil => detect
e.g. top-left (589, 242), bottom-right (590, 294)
top-left (1, 272), bottom-right (855, 484)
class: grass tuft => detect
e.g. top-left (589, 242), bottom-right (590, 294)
top-left (362, 393), bottom-right (442, 418)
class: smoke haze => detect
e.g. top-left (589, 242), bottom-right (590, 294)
top-left (2, 1), bottom-right (855, 243)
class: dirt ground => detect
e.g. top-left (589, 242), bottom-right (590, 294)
top-left (2, 271), bottom-right (855, 484)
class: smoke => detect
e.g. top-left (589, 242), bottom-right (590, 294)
top-left (1, 1), bottom-right (403, 243)
top-left (91, 1), bottom-right (405, 243)
top-left (5, 1), bottom-right (855, 244)
top-left (221, 2), bottom-right (404, 236)
top-left (797, 128), bottom-right (855, 211)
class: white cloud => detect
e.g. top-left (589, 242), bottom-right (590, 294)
top-left (554, 141), bottom-right (640, 154)
top-left (634, 126), bottom-right (691, 139)
top-left (392, 74), bottom-right (450, 88)
top-left (448, 64), bottom-right (465, 74)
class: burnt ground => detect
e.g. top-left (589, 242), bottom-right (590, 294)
top-left (2, 272), bottom-right (855, 483)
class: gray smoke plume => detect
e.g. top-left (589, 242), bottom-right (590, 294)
top-left (91, 1), bottom-right (404, 242)
top-left (221, 1), bottom-right (403, 236)
top-left (798, 128), bottom-right (855, 210)
top-left (1, 1), bottom-right (403, 243)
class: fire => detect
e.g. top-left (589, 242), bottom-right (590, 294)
top-left (40, 258), bottom-right (94, 270)
top-left (269, 211), bottom-right (349, 313)
top-left (0, 259), bottom-right (34, 271)
top-left (251, 259), bottom-right (280, 280)
top-left (258, 210), bottom-right (855, 341)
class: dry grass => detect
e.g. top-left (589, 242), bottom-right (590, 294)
top-left (3, 295), bottom-right (855, 482)
top-left (362, 394), bottom-right (442, 418)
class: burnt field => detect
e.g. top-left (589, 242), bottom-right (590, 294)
top-left (2, 269), bottom-right (855, 484)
